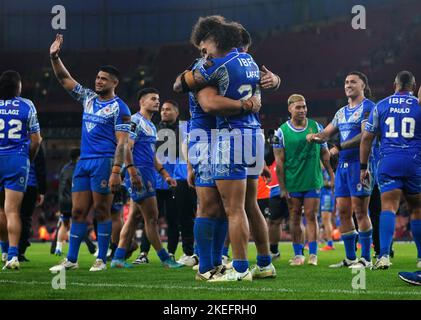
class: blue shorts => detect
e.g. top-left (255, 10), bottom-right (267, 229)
top-left (72, 158), bottom-right (113, 194)
top-left (335, 161), bottom-right (371, 198)
top-left (124, 166), bottom-right (156, 202)
top-left (377, 155), bottom-right (421, 194)
top-left (212, 128), bottom-right (264, 181)
top-left (320, 189), bottom-right (334, 212)
top-left (188, 140), bottom-right (215, 187)
top-left (0, 155), bottom-right (30, 193)
top-left (289, 189), bottom-right (321, 199)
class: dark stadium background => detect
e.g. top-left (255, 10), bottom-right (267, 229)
top-left (0, 0), bottom-right (419, 240)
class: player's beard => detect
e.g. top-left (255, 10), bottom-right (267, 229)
top-left (95, 87), bottom-right (111, 96)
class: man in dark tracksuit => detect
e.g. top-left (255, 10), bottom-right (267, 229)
top-left (18, 146), bottom-right (47, 262)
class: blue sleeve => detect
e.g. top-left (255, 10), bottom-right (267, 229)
top-left (365, 105), bottom-right (379, 134)
top-left (129, 115), bottom-right (139, 141)
top-left (26, 100), bottom-right (40, 134)
top-left (272, 128), bottom-right (284, 149)
top-left (115, 102), bottom-right (131, 133)
top-left (317, 122), bottom-right (328, 149)
top-left (68, 83), bottom-right (96, 105)
top-left (331, 109), bottom-right (341, 128)
top-left (362, 100), bottom-right (374, 122)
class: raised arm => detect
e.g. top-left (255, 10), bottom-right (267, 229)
top-left (197, 86), bottom-right (261, 116)
top-left (49, 34), bottom-right (78, 91)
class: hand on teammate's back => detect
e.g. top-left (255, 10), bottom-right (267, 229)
top-left (260, 65), bottom-right (280, 90)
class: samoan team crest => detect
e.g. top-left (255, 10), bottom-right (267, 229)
top-left (85, 101), bottom-right (119, 133)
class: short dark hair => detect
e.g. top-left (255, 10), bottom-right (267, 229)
top-left (347, 71), bottom-right (372, 99)
top-left (395, 71), bottom-right (416, 91)
top-left (98, 65), bottom-right (120, 81)
top-left (69, 148), bottom-right (80, 162)
top-left (163, 100), bottom-right (179, 112)
top-left (0, 70), bottom-right (21, 100)
top-left (190, 16), bottom-right (242, 53)
top-left (230, 22), bottom-right (252, 49)
top-left (137, 87), bottom-right (159, 101)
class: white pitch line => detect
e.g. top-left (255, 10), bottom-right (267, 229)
top-left (0, 279), bottom-right (420, 297)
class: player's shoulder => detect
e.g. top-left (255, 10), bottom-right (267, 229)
top-left (114, 96), bottom-right (131, 113)
top-left (15, 97), bottom-right (37, 113)
top-left (363, 98), bottom-right (376, 108)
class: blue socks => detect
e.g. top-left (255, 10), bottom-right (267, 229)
top-left (232, 259), bottom-right (249, 273)
top-left (114, 247), bottom-right (126, 260)
top-left (308, 241), bottom-right (318, 256)
top-left (0, 241), bottom-right (9, 254)
top-left (67, 221), bottom-right (87, 263)
top-left (157, 248), bottom-right (170, 262)
top-left (7, 246), bottom-right (18, 261)
top-left (342, 231), bottom-right (357, 260)
top-left (257, 255), bottom-right (271, 268)
top-left (380, 211), bottom-right (396, 257)
top-left (97, 220), bottom-right (112, 263)
top-left (411, 220), bottom-right (421, 259)
top-left (212, 218), bottom-right (228, 266)
top-left (194, 217), bottom-right (215, 274)
top-left (293, 243), bottom-right (304, 256)
top-left (359, 229), bottom-right (372, 261)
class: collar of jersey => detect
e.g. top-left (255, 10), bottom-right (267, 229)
top-left (286, 118), bottom-right (308, 132)
top-left (346, 98), bottom-right (366, 111)
top-left (96, 96), bottom-right (118, 104)
top-left (395, 91), bottom-right (413, 96)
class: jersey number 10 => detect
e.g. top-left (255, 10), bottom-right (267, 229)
top-left (0, 119), bottom-right (22, 139)
top-left (385, 117), bottom-right (415, 138)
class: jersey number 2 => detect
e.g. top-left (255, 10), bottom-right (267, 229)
top-left (0, 119), bottom-right (22, 139)
top-left (385, 117), bottom-right (415, 138)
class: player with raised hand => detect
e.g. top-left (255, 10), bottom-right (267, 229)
top-left (0, 70), bottom-right (42, 270)
top-left (361, 71), bottom-right (421, 270)
top-left (307, 71), bottom-right (375, 269)
top-left (110, 88), bottom-right (183, 269)
top-left (48, 34), bottom-right (134, 272)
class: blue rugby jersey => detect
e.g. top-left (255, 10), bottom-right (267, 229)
top-left (68, 84), bottom-right (131, 160)
top-left (0, 97), bottom-right (40, 157)
top-left (198, 48), bottom-right (261, 130)
top-left (365, 92), bottom-right (421, 157)
top-left (331, 98), bottom-right (375, 162)
top-left (129, 112), bottom-right (157, 167)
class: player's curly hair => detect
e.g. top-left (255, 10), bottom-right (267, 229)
top-left (190, 15), bottom-right (243, 53)
top-left (0, 70), bottom-right (21, 100)
top-left (229, 21), bottom-right (252, 50)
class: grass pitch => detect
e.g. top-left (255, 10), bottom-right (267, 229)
top-left (1, 242), bottom-right (420, 300)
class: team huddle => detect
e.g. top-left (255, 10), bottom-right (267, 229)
top-left (0, 15), bottom-right (421, 284)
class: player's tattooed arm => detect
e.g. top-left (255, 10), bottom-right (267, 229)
top-left (109, 130), bottom-right (128, 193)
top-left (273, 147), bottom-right (289, 199)
top-left (260, 65), bottom-right (281, 91)
top-left (49, 34), bottom-right (78, 91)
top-left (29, 132), bottom-right (42, 162)
top-left (173, 69), bottom-right (208, 93)
top-left (320, 148), bottom-right (335, 190)
top-left (197, 86), bottom-right (261, 116)
top-left (360, 130), bottom-right (376, 186)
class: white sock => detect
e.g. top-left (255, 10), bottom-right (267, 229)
top-left (56, 242), bottom-right (63, 251)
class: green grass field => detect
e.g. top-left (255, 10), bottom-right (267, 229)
top-left (1, 242), bottom-right (421, 300)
